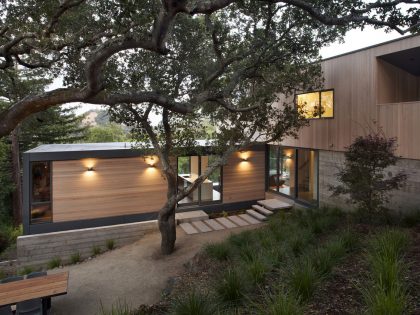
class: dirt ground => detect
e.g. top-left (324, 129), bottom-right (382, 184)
top-left (50, 224), bottom-right (262, 315)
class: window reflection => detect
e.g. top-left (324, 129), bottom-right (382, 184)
top-left (296, 90), bottom-right (334, 119)
top-left (31, 161), bottom-right (52, 223)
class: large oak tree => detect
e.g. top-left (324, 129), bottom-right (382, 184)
top-left (1, 0), bottom-right (419, 253)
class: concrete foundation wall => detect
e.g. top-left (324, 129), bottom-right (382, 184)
top-left (319, 150), bottom-right (420, 213)
top-left (17, 220), bottom-right (158, 269)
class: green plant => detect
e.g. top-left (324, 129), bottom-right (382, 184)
top-left (106, 239), bottom-right (115, 250)
top-left (99, 300), bottom-right (133, 315)
top-left (171, 291), bottom-right (216, 315)
top-left (288, 259), bottom-right (320, 300)
top-left (257, 291), bottom-right (303, 315)
top-left (369, 229), bottom-right (409, 262)
top-left (245, 257), bottom-right (268, 285)
top-left (216, 268), bottom-right (245, 303)
top-left (228, 231), bottom-right (254, 249)
top-left (70, 251), bottom-right (81, 264)
top-left (48, 256), bottom-right (62, 269)
top-left (0, 269), bottom-right (5, 280)
top-left (18, 266), bottom-right (34, 276)
top-left (205, 242), bottom-right (231, 261)
top-left (330, 132), bottom-right (407, 219)
top-left (289, 229), bottom-right (313, 256)
top-left (92, 245), bottom-right (102, 256)
top-left (339, 228), bottom-right (359, 252)
top-left (400, 210), bottom-right (420, 227)
top-left (363, 285), bottom-right (407, 315)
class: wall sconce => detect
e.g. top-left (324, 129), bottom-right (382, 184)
top-left (145, 156), bottom-right (157, 167)
top-left (87, 166), bottom-right (95, 172)
top-left (239, 150), bottom-right (250, 162)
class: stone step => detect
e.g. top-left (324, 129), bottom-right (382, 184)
top-left (257, 199), bottom-right (293, 211)
top-left (239, 214), bottom-right (261, 225)
top-left (176, 210), bottom-right (209, 224)
top-left (252, 204), bottom-right (274, 216)
top-left (228, 215), bottom-right (250, 227)
top-left (246, 209), bottom-right (267, 221)
top-left (179, 223), bottom-right (199, 235)
top-left (215, 217), bottom-right (238, 229)
top-left (204, 219), bottom-right (225, 231)
top-left (191, 221), bottom-right (212, 233)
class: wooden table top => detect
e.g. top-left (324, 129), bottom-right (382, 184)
top-left (0, 272), bottom-right (68, 306)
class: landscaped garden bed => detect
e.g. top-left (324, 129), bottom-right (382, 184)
top-left (105, 207), bottom-right (420, 315)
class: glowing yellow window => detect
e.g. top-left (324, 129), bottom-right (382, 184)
top-left (296, 90), bottom-right (334, 119)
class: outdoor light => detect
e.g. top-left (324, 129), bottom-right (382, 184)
top-left (87, 166), bottom-right (95, 172)
top-left (146, 156), bottom-right (157, 167)
top-left (239, 150), bottom-right (250, 162)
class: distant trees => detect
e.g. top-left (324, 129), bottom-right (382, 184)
top-left (85, 123), bottom-right (130, 143)
top-left (331, 132), bottom-right (407, 219)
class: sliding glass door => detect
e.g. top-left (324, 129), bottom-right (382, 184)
top-left (177, 155), bottom-right (222, 206)
top-left (268, 146), bottom-right (318, 206)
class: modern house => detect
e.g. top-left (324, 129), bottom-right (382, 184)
top-left (18, 34), bottom-right (420, 266)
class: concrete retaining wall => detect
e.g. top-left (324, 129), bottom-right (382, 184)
top-left (319, 150), bottom-right (420, 213)
top-left (17, 220), bottom-right (158, 269)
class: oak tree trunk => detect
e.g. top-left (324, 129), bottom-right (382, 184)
top-left (10, 127), bottom-right (22, 225)
top-left (158, 204), bottom-right (177, 255)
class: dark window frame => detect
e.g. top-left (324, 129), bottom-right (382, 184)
top-left (266, 145), bottom-right (319, 207)
top-left (295, 89), bottom-right (335, 120)
top-left (30, 161), bottom-right (53, 224)
top-left (176, 155), bottom-right (223, 207)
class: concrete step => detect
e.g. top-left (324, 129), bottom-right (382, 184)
top-left (257, 199), bottom-right (293, 211)
top-left (179, 222), bottom-right (199, 234)
top-left (204, 219), bottom-right (225, 231)
top-left (239, 214), bottom-right (261, 225)
top-left (228, 215), bottom-right (250, 227)
top-left (252, 204), bottom-right (274, 216)
top-left (176, 210), bottom-right (209, 224)
top-left (191, 221), bottom-right (212, 233)
top-left (215, 217), bottom-right (238, 229)
top-left (246, 209), bottom-right (267, 221)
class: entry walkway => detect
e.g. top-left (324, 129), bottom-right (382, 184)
top-left (50, 225), bottom-right (260, 315)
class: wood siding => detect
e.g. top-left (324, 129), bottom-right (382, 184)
top-left (52, 157), bottom-right (167, 222)
top-left (280, 35), bottom-right (420, 160)
top-left (223, 151), bottom-right (266, 203)
top-left (52, 150), bottom-right (266, 222)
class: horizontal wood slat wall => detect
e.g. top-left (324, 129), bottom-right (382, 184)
top-left (223, 151), bottom-right (266, 203)
top-left (280, 35), bottom-right (420, 160)
top-left (52, 157), bottom-right (167, 222)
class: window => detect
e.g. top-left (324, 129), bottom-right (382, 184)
top-left (296, 90), bottom-right (334, 119)
top-left (177, 155), bottom-right (222, 205)
top-left (267, 146), bottom-right (318, 205)
top-left (30, 161), bottom-right (52, 223)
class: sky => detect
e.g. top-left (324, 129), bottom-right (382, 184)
top-left (65, 26), bottom-right (406, 116)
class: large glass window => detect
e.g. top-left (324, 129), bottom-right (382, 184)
top-left (296, 90), bottom-right (334, 119)
top-left (177, 155), bottom-right (222, 205)
top-left (267, 146), bottom-right (318, 205)
top-left (31, 161), bottom-right (52, 223)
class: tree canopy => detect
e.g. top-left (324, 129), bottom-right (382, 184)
top-left (0, 0), bottom-right (419, 136)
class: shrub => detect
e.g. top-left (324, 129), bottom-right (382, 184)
top-left (99, 300), bottom-right (133, 315)
top-left (48, 257), bottom-right (62, 269)
top-left (205, 242), bottom-right (231, 261)
top-left (339, 229), bottom-right (359, 252)
top-left (363, 285), bottom-right (407, 315)
top-left (171, 292), bottom-right (216, 315)
top-left (400, 210), bottom-right (420, 227)
top-left (288, 259), bottom-right (320, 300)
top-left (92, 245), bottom-right (102, 256)
top-left (0, 231), bottom-right (8, 253)
top-left (369, 229), bottom-right (409, 262)
top-left (216, 268), bottom-right (245, 303)
top-left (331, 132), bottom-right (407, 219)
top-left (245, 257), bottom-right (268, 285)
top-left (228, 231), bottom-right (254, 249)
top-left (18, 266), bottom-right (34, 276)
top-left (106, 239), bottom-right (115, 250)
top-left (258, 291), bottom-right (303, 315)
top-left (70, 252), bottom-right (81, 264)
top-left (289, 229), bottom-right (313, 256)
top-left (0, 269), bottom-right (5, 280)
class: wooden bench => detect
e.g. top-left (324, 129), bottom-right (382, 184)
top-left (0, 272), bottom-right (69, 307)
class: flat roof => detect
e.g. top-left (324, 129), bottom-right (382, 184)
top-left (322, 33), bottom-right (420, 62)
top-left (26, 140), bottom-right (212, 153)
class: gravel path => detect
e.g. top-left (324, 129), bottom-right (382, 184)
top-left (50, 225), bottom-right (260, 315)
